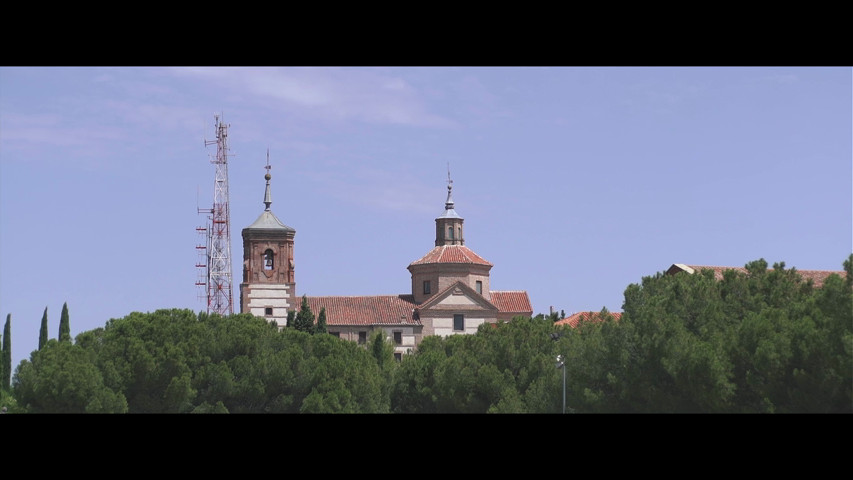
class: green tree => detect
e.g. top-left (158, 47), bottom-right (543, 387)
top-left (315, 307), bottom-right (328, 334)
top-left (0, 386), bottom-right (19, 413)
top-left (390, 335), bottom-right (446, 413)
top-left (606, 257), bottom-right (852, 413)
top-left (390, 317), bottom-right (560, 413)
top-left (292, 295), bottom-right (315, 333)
top-left (18, 308), bottom-right (392, 413)
top-left (39, 307), bottom-right (48, 350)
top-left (369, 329), bottom-right (394, 370)
top-left (59, 302), bottom-right (71, 343)
top-left (299, 333), bottom-right (389, 413)
top-left (3, 313), bottom-right (10, 391)
top-left (286, 310), bottom-right (295, 328)
top-left (14, 340), bottom-right (127, 413)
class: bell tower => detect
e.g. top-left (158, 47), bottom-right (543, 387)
top-left (239, 152), bottom-right (296, 328)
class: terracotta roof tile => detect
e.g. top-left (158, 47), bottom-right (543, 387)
top-left (490, 290), bottom-right (533, 314)
top-left (409, 245), bottom-right (493, 267)
top-left (555, 311), bottom-right (622, 328)
top-left (306, 295), bottom-right (420, 326)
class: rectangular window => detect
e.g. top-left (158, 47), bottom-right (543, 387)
top-left (423, 280), bottom-right (431, 295)
top-left (394, 353), bottom-right (402, 362)
top-left (330, 331), bottom-right (340, 338)
top-left (393, 331), bottom-right (402, 344)
top-left (476, 281), bottom-right (482, 294)
top-left (264, 307), bottom-right (273, 316)
top-left (453, 314), bottom-right (464, 331)
top-left (358, 331), bottom-right (367, 345)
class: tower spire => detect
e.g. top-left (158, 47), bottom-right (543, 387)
top-left (264, 148), bottom-right (272, 211)
top-left (435, 164), bottom-right (463, 246)
top-left (445, 162), bottom-right (455, 210)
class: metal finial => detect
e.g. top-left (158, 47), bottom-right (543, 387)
top-left (445, 162), bottom-right (454, 210)
top-left (263, 149), bottom-right (272, 211)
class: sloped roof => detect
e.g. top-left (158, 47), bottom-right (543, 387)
top-left (408, 245), bottom-right (493, 267)
top-left (490, 291), bottom-right (533, 314)
top-left (667, 264), bottom-right (845, 288)
top-left (306, 294), bottom-right (419, 326)
top-left (304, 288), bottom-right (532, 328)
top-left (244, 210), bottom-right (295, 232)
top-left (555, 311), bottom-right (622, 328)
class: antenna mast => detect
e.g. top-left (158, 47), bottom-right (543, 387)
top-left (197, 113), bottom-right (234, 315)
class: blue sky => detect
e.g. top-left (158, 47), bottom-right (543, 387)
top-left (1, 66), bottom-right (851, 370)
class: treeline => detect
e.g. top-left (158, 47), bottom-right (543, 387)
top-left (3, 256), bottom-right (851, 413)
top-left (0, 302), bottom-right (71, 412)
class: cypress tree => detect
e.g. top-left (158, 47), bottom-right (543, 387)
top-left (39, 306), bottom-right (48, 350)
top-left (293, 295), bottom-right (315, 333)
top-left (59, 302), bottom-right (71, 343)
top-left (2, 314), bottom-right (10, 391)
top-left (316, 307), bottom-right (328, 334)
top-left (0, 318), bottom-right (4, 392)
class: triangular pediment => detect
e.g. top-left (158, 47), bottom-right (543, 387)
top-left (418, 281), bottom-right (498, 313)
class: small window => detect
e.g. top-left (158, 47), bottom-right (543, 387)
top-left (358, 331), bottom-right (367, 345)
top-left (264, 249), bottom-right (274, 270)
top-left (448, 226), bottom-right (454, 239)
top-left (423, 280), bottom-right (431, 295)
top-left (453, 314), bottom-right (464, 331)
top-left (330, 331), bottom-right (340, 338)
top-left (457, 227), bottom-right (461, 240)
top-left (394, 353), bottom-right (402, 362)
top-left (264, 307), bottom-right (273, 316)
top-left (393, 331), bottom-right (402, 344)
top-left (476, 280), bottom-right (482, 294)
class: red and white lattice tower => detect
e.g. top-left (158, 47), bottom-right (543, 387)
top-left (196, 114), bottom-right (234, 315)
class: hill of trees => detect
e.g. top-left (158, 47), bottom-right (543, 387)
top-left (2, 256), bottom-right (851, 413)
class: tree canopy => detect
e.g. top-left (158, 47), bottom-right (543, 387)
top-left (14, 309), bottom-right (390, 413)
top-left (8, 256), bottom-right (851, 413)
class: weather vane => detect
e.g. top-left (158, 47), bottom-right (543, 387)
top-left (265, 148), bottom-right (271, 176)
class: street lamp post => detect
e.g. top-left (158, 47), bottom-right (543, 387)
top-left (556, 354), bottom-right (566, 414)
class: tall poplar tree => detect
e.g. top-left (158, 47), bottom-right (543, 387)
top-left (39, 307), bottom-right (49, 350)
top-left (2, 314), bottom-right (10, 391)
top-left (59, 302), bottom-right (71, 343)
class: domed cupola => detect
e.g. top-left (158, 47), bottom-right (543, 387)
top-left (408, 168), bottom-right (492, 304)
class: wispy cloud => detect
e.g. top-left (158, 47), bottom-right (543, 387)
top-left (0, 112), bottom-right (126, 158)
top-left (170, 67), bottom-right (457, 128)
